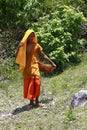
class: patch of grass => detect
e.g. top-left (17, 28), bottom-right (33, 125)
top-left (0, 82), bottom-right (9, 96)
top-left (64, 107), bottom-right (76, 123)
top-left (0, 53), bottom-right (87, 130)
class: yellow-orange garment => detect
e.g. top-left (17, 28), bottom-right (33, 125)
top-left (16, 29), bottom-right (38, 72)
top-left (16, 29), bottom-right (42, 100)
top-left (23, 40), bottom-right (42, 100)
top-left (24, 77), bottom-right (41, 100)
top-left (23, 43), bottom-right (42, 78)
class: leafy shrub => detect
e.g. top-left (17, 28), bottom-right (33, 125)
top-left (0, 57), bottom-right (18, 80)
top-left (32, 5), bottom-right (86, 71)
top-left (0, 0), bottom-right (26, 28)
top-left (0, 2), bottom-right (86, 73)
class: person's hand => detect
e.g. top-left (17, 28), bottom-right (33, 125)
top-left (51, 63), bottom-right (56, 69)
top-left (18, 42), bottom-right (23, 47)
top-left (49, 63), bottom-right (56, 72)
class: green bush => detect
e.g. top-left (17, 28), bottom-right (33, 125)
top-left (32, 5), bottom-right (86, 71)
top-left (0, 57), bottom-right (18, 80)
top-left (0, 2), bottom-right (86, 73)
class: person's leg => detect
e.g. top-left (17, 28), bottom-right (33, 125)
top-left (34, 78), bottom-right (44, 107)
top-left (35, 97), bottom-right (44, 107)
top-left (26, 100), bottom-right (34, 110)
top-left (36, 97), bottom-right (39, 103)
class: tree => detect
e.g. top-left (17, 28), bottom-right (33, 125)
top-left (0, 0), bottom-right (25, 28)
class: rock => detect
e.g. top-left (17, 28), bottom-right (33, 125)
top-left (71, 90), bottom-right (87, 108)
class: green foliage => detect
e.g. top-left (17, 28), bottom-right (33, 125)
top-left (0, 0), bottom-right (25, 28)
top-left (0, 0), bottom-right (86, 28)
top-left (0, 28), bottom-right (24, 59)
top-left (32, 5), bottom-right (85, 71)
top-left (58, 0), bottom-right (87, 17)
top-left (66, 107), bottom-right (76, 122)
top-left (0, 57), bottom-right (18, 80)
top-left (20, 0), bottom-right (43, 28)
top-left (64, 107), bottom-right (76, 129)
top-left (0, 0), bottom-right (86, 72)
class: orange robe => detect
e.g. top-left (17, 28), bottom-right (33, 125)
top-left (16, 29), bottom-right (42, 101)
top-left (23, 43), bottom-right (43, 100)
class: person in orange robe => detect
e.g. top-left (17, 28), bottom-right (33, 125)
top-left (16, 29), bottom-right (56, 110)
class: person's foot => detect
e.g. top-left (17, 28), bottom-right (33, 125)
top-left (36, 102), bottom-right (45, 107)
top-left (35, 97), bottom-right (45, 107)
top-left (26, 101), bottom-right (34, 110)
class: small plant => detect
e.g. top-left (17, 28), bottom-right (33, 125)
top-left (65, 107), bottom-right (76, 123)
top-left (0, 82), bottom-right (9, 96)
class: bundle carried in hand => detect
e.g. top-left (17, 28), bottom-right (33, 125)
top-left (38, 61), bottom-right (55, 72)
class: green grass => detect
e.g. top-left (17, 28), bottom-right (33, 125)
top-left (0, 53), bottom-right (87, 130)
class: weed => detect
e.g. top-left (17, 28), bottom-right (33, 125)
top-left (66, 107), bottom-right (76, 122)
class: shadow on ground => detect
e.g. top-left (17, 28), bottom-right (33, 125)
top-left (11, 98), bottom-right (53, 115)
top-left (11, 104), bottom-right (30, 115)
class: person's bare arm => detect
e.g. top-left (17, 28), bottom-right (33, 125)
top-left (40, 51), bottom-right (56, 68)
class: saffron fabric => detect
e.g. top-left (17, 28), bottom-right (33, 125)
top-left (38, 61), bottom-right (55, 72)
top-left (16, 29), bottom-right (42, 101)
top-left (16, 29), bottom-right (37, 72)
top-left (23, 43), bottom-right (42, 78)
top-left (16, 29), bottom-right (55, 101)
top-left (24, 77), bottom-right (41, 100)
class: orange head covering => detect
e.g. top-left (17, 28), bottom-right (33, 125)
top-left (16, 29), bottom-right (37, 72)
